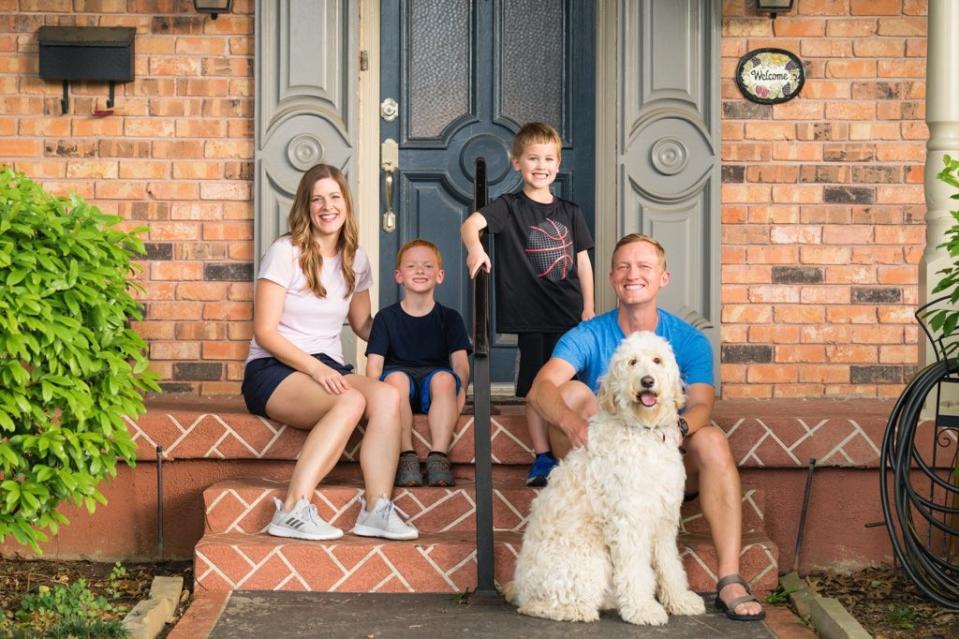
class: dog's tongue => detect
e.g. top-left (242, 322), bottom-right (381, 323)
top-left (639, 391), bottom-right (658, 407)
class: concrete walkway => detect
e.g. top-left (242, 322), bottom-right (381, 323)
top-left (203, 592), bottom-right (785, 638)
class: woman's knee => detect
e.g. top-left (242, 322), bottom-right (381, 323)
top-left (336, 388), bottom-right (367, 423)
top-left (366, 380), bottom-right (402, 416)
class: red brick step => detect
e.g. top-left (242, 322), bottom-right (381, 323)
top-left (193, 530), bottom-right (778, 595)
top-left (203, 477), bottom-right (768, 536)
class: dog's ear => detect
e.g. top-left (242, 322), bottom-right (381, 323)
top-left (597, 376), bottom-right (616, 414)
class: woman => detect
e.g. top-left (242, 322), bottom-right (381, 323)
top-left (242, 163), bottom-right (417, 541)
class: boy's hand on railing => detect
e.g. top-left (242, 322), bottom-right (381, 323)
top-left (309, 362), bottom-right (351, 395)
top-left (467, 248), bottom-right (492, 279)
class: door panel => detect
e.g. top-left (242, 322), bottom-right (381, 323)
top-left (618, 0), bottom-right (721, 371)
top-left (380, 0), bottom-right (595, 385)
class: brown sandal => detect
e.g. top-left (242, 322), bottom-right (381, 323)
top-left (714, 574), bottom-right (766, 622)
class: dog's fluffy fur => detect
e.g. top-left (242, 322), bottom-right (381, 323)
top-left (506, 332), bottom-right (706, 625)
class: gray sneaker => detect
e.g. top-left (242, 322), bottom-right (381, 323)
top-left (351, 496), bottom-right (419, 540)
top-left (267, 497), bottom-right (343, 541)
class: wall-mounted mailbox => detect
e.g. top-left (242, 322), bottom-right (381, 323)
top-left (38, 26), bottom-right (136, 114)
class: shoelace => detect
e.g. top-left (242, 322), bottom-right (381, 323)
top-left (376, 499), bottom-right (411, 524)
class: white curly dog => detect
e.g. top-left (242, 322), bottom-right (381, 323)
top-left (507, 331), bottom-right (706, 625)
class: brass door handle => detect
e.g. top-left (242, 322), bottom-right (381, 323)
top-left (382, 138), bottom-right (398, 233)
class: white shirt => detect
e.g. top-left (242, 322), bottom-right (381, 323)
top-left (245, 236), bottom-right (373, 365)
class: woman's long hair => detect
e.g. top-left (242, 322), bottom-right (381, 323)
top-left (286, 164), bottom-right (359, 298)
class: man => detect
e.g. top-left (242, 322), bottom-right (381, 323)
top-left (527, 233), bottom-right (765, 622)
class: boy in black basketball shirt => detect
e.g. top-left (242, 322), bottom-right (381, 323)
top-left (460, 122), bottom-right (594, 486)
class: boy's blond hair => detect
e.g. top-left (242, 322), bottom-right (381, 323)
top-left (611, 233), bottom-right (667, 270)
top-left (511, 122), bottom-right (563, 161)
top-left (396, 238), bottom-right (443, 270)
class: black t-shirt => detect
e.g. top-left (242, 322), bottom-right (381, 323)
top-left (365, 302), bottom-right (472, 368)
top-left (480, 191), bottom-right (594, 332)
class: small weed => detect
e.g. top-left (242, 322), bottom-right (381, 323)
top-left (886, 604), bottom-right (916, 629)
top-left (107, 562), bottom-right (127, 598)
top-left (12, 579), bottom-right (127, 638)
top-left (450, 588), bottom-right (473, 605)
top-left (765, 585), bottom-right (798, 604)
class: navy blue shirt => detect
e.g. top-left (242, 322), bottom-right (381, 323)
top-left (366, 302), bottom-right (472, 368)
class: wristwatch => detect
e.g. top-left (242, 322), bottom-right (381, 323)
top-left (677, 417), bottom-right (689, 438)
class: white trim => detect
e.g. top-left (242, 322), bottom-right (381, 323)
top-left (355, 0), bottom-right (381, 371)
top-left (594, 0), bottom-right (618, 315)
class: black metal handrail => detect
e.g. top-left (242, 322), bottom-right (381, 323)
top-left (470, 157), bottom-right (495, 595)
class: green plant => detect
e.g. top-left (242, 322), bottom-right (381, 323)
top-left (885, 604), bottom-right (916, 629)
top-left (764, 584), bottom-right (798, 604)
top-left (107, 562), bottom-right (127, 599)
top-left (0, 167), bottom-right (159, 552)
top-left (927, 154), bottom-right (959, 353)
top-left (15, 579), bottom-right (127, 638)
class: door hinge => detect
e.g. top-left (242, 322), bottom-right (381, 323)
top-left (360, 50), bottom-right (368, 71)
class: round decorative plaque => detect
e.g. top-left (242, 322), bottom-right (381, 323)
top-left (735, 48), bottom-right (804, 105)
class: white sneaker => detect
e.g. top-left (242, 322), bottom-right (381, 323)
top-left (351, 496), bottom-right (419, 540)
top-left (267, 497), bottom-right (343, 541)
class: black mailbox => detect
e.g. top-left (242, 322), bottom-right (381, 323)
top-left (39, 26), bottom-right (135, 82)
top-left (38, 26), bottom-right (135, 114)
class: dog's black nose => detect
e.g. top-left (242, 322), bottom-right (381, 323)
top-left (641, 375), bottom-right (654, 388)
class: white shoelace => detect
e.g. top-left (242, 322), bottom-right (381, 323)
top-left (377, 499), bottom-right (411, 524)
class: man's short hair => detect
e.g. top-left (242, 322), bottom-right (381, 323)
top-left (611, 233), bottom-right (667, 270)
top-left (396, 238), bottom-right (443, 269)
top-left (511, 122), bottom-right (563, 161)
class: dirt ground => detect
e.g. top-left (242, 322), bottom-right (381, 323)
top-left (807, 565), bottom-right (959, 639)
top-left (0, 558), bottom-right (193, 638)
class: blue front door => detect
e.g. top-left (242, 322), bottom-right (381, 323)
top-left (379, 0), bottom-right (595, 385)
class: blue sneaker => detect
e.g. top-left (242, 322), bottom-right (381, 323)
top-left (526, 452), bottom-right (557, 487)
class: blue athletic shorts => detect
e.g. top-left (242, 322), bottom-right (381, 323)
top-left (381, 366), bottom-right (461, 414)
top-left (242, 353), bottom-right (354, 417)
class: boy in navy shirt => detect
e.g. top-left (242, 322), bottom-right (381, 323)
top-left (366, 239), bottom-right (472, 487)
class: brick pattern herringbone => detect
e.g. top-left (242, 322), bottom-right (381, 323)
top-left (203, 479), bottom-right (766, 536)
top-left (194, 531), bottom-right (779, 595)
top-left (129, 408), bottom-right (901, 468)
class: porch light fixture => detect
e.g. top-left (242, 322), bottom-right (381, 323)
top-left (757, 0), bottom-right (793, 19)
top-left (193, 0), bottom-right (232, 20)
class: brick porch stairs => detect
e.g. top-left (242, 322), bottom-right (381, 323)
top-left (129, 401), bottom-right (791, 595)
top-left (126, 398), bottom-right (898, 596)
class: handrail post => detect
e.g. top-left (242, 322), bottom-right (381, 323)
top-left (471, 157), bottom-right (495, 595)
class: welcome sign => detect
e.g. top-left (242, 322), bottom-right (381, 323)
top-left (735, 48), bottom-right (804, 105)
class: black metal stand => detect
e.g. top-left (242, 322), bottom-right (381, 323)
top-left (880, 295), bottom-right (959, 609)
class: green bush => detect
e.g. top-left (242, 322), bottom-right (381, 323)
top-left (0, 167), bottom-right (159, 552)
top-left (928, 154), bottom-right (959, 353)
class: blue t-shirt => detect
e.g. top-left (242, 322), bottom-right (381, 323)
top-left (365, 302), bottom-right (472, 369)
top-left (552, 308), bottom-right (713, 392)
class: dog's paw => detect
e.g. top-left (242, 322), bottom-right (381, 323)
top-left (619, 600), bottom-right (668, 626)
top-left (664, 590), bottom-right (706, 616)
top-left (519, 601), bottom-right (600, 623)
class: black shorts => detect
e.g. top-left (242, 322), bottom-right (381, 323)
top-left (515, 331), bottom-right (566, 398)
top-left (242, 353), bottom-right (354, 417)
top-left (381, 366), bottom-right (462, 414)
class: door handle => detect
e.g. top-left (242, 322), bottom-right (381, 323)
top-left (381, 138), bottom-right (398, 233)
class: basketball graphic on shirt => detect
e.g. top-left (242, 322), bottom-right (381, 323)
top-left (525, 218), bottom-right (574, 281)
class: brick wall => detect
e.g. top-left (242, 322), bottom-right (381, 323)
top-left (0, 0), bottom-right (255, 395)
top-left (0, 1), bottom-right (930, 399)
top-left (720, 0), bottom-right (927, 399)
